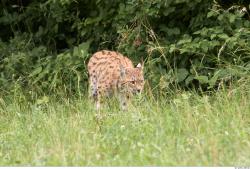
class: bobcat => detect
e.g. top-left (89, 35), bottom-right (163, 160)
top-left (87, 50), bottom-right (144, 110)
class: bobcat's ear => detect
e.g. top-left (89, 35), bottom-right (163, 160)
top-left (120, 65), bottom-right (126, 77)
top-left (136, 63), bottom-right (143, 70)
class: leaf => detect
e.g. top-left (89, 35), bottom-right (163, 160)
top-left (210, 34), bottom-right (217, 40)
top-left (218, 34), bottom-right (229, 39)
top-left (169, 44), bottom-right (176, 53)
top-left (73, 40), bottom-right (92, 57)
top-left (78, 41), bottom-right (91, 54)
top-left (193, 30), bottom-right (201, 35)
top-left (176, 68), bottom-right (189, 82)
top-left (171, 27), bottom-right (180, 35)
top-left (200, 40), bottom-right (209, 52)
top-left (194, 75), bottom-right (209, 84)
top-left (84, 17), bottom-right (101, 26)
top-left (36, 96), bottom-right (49, 105)
top-left (185, 75), bottom-right (194, 85)
top-left (208, 70), bottom-right (221, 88)
top-left (35, 26), bottom-right (44, 37)
top-left (29, 67), bottom-right (42, 77)
top-left (177, 38), bottom-right (192, 45)
top-left (229, 14), bottom-right (236, 23)
top-left (163, 7), bottom-right (175, 16)
top-left (207, 11), bottom-right (217, 18)
top-left (159, 26), bottom-right (180, 35)
top-left (32, 68), bottom-right (49, 84)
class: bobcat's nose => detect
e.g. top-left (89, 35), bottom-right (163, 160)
top-left (132, 89), bottom-right (141, 94)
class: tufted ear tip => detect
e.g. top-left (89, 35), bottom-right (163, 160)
top-left (136, 63), bottom-right (142, 68)
top-left (136, 63), bottom-right (144, 70)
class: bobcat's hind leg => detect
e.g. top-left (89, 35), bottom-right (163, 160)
top-left (89, 77), bottom-right (101, 111)
top-left (92, 88), bottom-right (101, 111)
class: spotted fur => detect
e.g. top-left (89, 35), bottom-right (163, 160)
top-left (87, 50), bottom-right (144, 110)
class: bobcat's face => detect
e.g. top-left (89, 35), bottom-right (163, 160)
top-left (120, 63), bottom-right (144, 94)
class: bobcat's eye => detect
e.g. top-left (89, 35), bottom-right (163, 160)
top-left (131, 81), bottom-right (135, 84)
top-left (138, 80), bottom-right (143, 84)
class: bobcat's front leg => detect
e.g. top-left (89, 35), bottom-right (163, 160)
top-left (119, 93), bottom-right (128, 111)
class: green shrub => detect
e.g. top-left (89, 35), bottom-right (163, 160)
top-left (0, 0), bottom-right (249, 94)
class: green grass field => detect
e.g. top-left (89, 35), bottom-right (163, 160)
top-left (0, 79), bottom-right (249, 166)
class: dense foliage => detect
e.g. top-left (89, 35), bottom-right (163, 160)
top-left (0, 0), bottom-right (249, 95)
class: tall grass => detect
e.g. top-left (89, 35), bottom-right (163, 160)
top-left (0, 78), bottom-right (249, 166)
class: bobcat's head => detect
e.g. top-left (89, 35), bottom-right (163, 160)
top-left (120, 63), bottom-right (144, 94)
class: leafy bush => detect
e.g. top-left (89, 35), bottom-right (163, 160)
top-left (0, 0), bottom-right (249, 95)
